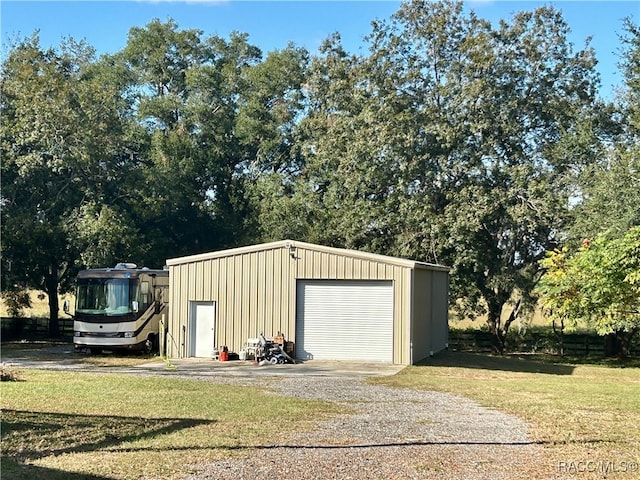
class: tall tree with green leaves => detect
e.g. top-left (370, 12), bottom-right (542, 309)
top-left (570, 19), bottom-right (640, 242)
top-left (119, 19), bottom-right (223, 263)
top-left (1, 36), bottom-right (136, 333)
top-left (260, 0), bottom-right (600, 352)
top-left (433, 3), bottom-right (599, 351)
top-left (121, 20), bottom-right (309, 260)
top-left (537, 19), bottom-right (640, 356)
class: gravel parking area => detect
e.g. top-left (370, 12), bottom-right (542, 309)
top-left (3, 345), bottom-right (544, 479)
top-left (179, 375), bottom-right (544, 480)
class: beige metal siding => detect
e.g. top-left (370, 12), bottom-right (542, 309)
top-left (411, 268), bottom-right (434, 363)
top-left (167, 247), bottom-right (297, 358)
top-left (431, 270), bottom-right (450, 352)
top-left (166, 240), bottom-right (448, 365)
top-left (410, 268), bottom-right (450, 362)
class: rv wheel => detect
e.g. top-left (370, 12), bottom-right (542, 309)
top-left (144, 335), bottom-right (156, 354)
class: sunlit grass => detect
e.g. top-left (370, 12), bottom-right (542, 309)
top-left (370, 351), bottom-right (640, 479)
top-left (0, 291), bottom-right (74, 318)
top-left (1, 370), bottom-right (340, 480)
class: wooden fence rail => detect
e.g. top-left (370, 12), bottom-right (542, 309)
top-left (447, 329), bottom-right (634, 357)
top-left (1, 317), bottom-right (73, 340)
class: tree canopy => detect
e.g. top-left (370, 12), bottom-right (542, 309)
top-left (537, 228), bottom-right (640, 355)
top-left (1, 35), bottom-right (130, 333)
top-left (536, 20), bottom-right (640, 355)
top-left (249, 0), bottom-right (603, 351)
top-left (1, 1), bottom-right (637, 349)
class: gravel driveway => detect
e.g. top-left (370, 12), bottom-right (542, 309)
top-left (4, 346), bottom-right (543, 479)
top-left (178, 374), bottom-right (543, 480)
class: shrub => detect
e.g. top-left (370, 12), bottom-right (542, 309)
top-left (0, 363), bottom-right (21, 382)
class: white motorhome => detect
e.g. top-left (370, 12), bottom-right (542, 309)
top-left (68, 263), bottom-right (169, 354)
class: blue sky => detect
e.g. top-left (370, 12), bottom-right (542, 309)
top-left (1, 1), bottom-right (638, 100)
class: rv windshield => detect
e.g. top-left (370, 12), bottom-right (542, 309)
top-left (76, 278), bottom-right (138, 315)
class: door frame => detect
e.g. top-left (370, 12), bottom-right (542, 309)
top-left (188, 301), bottom-right (216, 358)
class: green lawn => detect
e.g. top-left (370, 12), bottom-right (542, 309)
top-left (1, 370), bottom-right (340, 480)
top-left (2, 350), bottom-right (639, 479)
top-left (370, 351), bottom-right (640, 479)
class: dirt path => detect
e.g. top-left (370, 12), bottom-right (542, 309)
top-left (179, 376), bottom-right (544, 480)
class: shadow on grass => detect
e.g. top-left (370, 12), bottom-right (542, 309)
top-left (102, 437), bottom-right (614, 453)
top-left (0, 340), bottom-right (158, 366)
top-left (0, 456), bottom-right (115, 480)
top-left (1, 409), bottom-right (214, 475)
top-left (417, 350), bottom-right (576, 375)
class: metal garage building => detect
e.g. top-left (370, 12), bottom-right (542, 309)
top-left (164, 240), bottom-right (449, 365)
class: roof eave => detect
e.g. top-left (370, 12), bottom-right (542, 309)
top-left (167, 239), bottom-right (450, 271)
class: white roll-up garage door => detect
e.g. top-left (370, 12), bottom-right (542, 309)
top-left (295, 280), bottom-right (393, 362)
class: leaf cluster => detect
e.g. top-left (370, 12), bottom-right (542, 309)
top-left (537, 227), bottom-right (640, 335)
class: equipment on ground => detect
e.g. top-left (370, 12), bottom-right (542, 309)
top-left (256, 333), bottom-right (295, 364)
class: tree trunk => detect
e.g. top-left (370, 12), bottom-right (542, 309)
top-left (486, 299), bottom-right (506, 354)
top-left (45, 265), bottom-right (60, 338)
top-left (615, 329), bottom-right (637, 359)
top-left (486, 296), bottom-right (522, 354)
top-left (552, 317), bottom-right (565, 356)
top-left (502, 298), bottom-right (522, 349)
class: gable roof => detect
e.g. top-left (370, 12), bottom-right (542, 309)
top-left (166, 239), bottom-right (449, 272)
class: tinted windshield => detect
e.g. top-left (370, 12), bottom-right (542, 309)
top-left (76, 278), bottom-right (138, 315)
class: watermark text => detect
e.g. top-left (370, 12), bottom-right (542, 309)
top-left (558, 460), bottom-right (638, 474)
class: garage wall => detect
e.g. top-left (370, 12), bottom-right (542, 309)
top-left (411, 268), bottom-right (450, 362)
top-left (166, 240), bottom-right (448, 364)
top-left (167, 245), bottom-right (296, 358)
top-left (411, 268), bottom-right (433, 363)
top-left (430, 270), bottom-right (450, 352)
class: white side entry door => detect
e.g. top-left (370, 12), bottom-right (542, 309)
top-left (190, 302), bottom-right (215, 358)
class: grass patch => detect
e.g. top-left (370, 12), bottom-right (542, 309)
top-left (0, 291), bottom-right (74, 318)
top-left (370, 351), bottom-right (640, 478)
top-left (1, 341), bottom-right (158, 367)
top-left (1, 370), bottom-right (340, 480)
